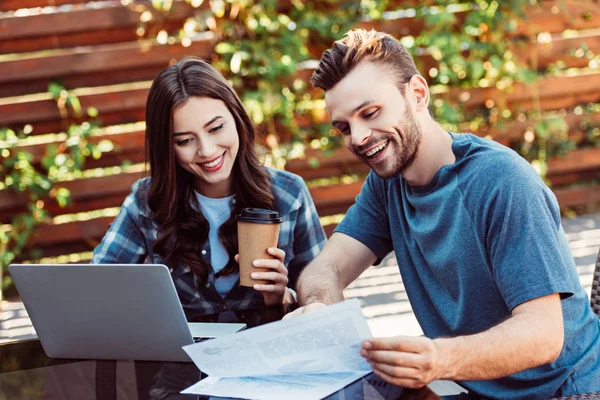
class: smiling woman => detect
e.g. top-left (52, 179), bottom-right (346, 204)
top-left (90, 58), bottom-right (327, 320)
top-left (172, 97), bottom-right (240, 198)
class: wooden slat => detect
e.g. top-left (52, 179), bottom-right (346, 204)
top-left (418, 33), bottom-right (600, 73)
top-left (16, 129), bottom-right (146, 166)
top-left (0, 22), bottom-right (185, 55)
top-left (0, 171), bottom-right (145, 222)
top-left (448, 72), bottom-right (600, 111)
top-left (554, 184), bottom-right (600, 207)
top-left (0, 65), bottom-right (164, 100)
top-left (481, 111), bottom-right (600, 144)
top-left (362, 0), bottom-right (600, 39)
top-left (0, 86), bottom-right (150, 135)
top-left (15, 240), bottom-right (97, 261)
top-left (547, 147), bottom-right (600, 175)
top-left (30, 216), bottom-right (114, 247)
top-left (285, 148), bottom-right (368, 180)
top-left (515, 0), bottom-right (600, 36)
top-left (545, 147), bottom-right (600, 187)
top-left (0, 0), bottom-right (89, 11)
top-left (0, 2), bottom-right (210, 55)
top-left (521, 33), bottom-right (600, 71)
top-left (548, 169), bottom-right (600, 186)
top-left (310, 181), bottom-right (364, 216)
top-left (0, 1), bottom-right (199, 40)
top-left (0, 37), bottom-right (214, 95)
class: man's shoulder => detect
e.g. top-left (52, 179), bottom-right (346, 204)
top-left (454, 134), bottom-right (554, 213)
top-left (454, 133), bottom-right (538, 184)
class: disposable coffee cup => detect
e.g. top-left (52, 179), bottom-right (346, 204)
top-left (236, 208), bottom-right (283, 287)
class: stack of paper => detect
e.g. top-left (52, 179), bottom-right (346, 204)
top-left (181, 299), bottom-right (374, 400)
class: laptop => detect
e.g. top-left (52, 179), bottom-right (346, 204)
top-left (8, 263), bottom-right (246, 362)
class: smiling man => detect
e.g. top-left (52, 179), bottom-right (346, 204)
top-left (288, 29), bottom-right (600, 398)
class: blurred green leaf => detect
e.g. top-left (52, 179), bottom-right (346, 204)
top-left (48, 82), bottom-right (63, 98)
top-left (308, 157), bottom-right (320, 169)
top-left (87, 107), bottom-right (99, 118)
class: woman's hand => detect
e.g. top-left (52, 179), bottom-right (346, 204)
top-left (235, 247), bottom-right (293, 306)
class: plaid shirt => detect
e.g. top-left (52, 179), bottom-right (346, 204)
top-left (92, 167), bottom-right (326, 321)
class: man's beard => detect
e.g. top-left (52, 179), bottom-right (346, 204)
top-left (353, 108), bottom-right (422, 179)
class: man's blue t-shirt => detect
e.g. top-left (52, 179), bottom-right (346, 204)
top-left (336, 133), bottom-right (600, 399)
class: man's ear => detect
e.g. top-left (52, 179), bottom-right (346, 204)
top-left (407, 75), bottom-right (430, 112)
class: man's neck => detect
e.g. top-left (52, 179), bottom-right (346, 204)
top-left (402, 123), bottom-right (455, 187)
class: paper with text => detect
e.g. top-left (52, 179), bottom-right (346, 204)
top-left (181, 371), bottom-right (371, 400)
top-left (181, 299), bottom-right (373, 399)
top-left (182, 298), bottom-right (372, 379)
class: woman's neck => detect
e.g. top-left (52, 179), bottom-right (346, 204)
top-left (193, 178), bottom-right (234, 199)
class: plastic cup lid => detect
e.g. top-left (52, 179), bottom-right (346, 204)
top-left (236, 208), bottom-right (283, 224)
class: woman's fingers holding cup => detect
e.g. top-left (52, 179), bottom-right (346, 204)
top-left (251, 270), bottom-right (288, 285)
top-left (253, 257), bottom-right (288, 276)
top-left (253, 282), bottom-right (286, 292)
top-left (266, 247), bottom-right (285, 262)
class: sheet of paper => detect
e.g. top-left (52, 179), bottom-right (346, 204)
top-left (181, 371), bottom-right (371, 400)
top-left (182, 298), bottom-right (372, 378)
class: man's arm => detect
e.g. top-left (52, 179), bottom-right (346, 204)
top-left (296, 232), bottom-right (378, 305)
top-left (362, 293), bottom-right (564, 388)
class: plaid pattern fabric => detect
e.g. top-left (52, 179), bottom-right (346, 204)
top-left (591, 248), bottom-right (600, 319)
top-left (92, 167), bottom-right (326, 321)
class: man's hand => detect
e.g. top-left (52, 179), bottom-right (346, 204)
top-left (282, 302), bottom-right (327, 319)
top-left (360, 336), bottom-right (445, 389)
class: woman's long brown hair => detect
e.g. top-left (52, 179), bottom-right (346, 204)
top-left (145, 57), bottom-right (274, 287)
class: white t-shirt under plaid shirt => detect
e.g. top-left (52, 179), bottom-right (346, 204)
top-left (92, 167), bottom-right (326, 321)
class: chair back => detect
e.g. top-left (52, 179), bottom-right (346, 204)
top-left (591, 248), bottom-right (600, 318)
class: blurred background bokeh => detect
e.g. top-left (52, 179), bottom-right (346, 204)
top-left (1, 0), bottom-right (599, 300)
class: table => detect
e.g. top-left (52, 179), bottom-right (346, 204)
top-left (0, 304), bottom-right (469, 399)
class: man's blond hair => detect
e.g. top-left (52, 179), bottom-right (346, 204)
top-left (311, 29), bottom-right (420, 95)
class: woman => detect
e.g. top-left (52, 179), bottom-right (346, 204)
top-left (92, 57), bottom-right (326, 321)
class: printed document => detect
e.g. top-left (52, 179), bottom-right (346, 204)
top-left (181, 298), bottom-right (373, 399)
top-left (182, 372), bottom-right (371, 400)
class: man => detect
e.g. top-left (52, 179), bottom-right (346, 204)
top-left (287, 29), bottom-right (600, 398)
